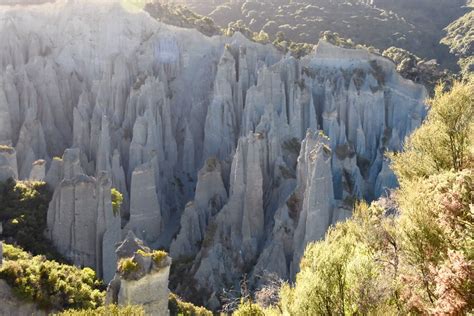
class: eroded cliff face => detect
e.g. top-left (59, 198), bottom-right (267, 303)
top-left (0, 0), bottom-right (427, 308)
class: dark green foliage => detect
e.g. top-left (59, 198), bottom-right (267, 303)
top-left (0, 179), bottom-right (63, 261)
top-left (56, 305), bottom-right (145, 316)
top-left (168, 293), bottom-right (212, 316)
top-left (382, 46), bottom-right (452, 93)
top-left (390, 80), bottom-right (474, 182)
top-left (0, 244), bottom-right (104, 311)
top-left (441, 8), bottom-right (474, 77)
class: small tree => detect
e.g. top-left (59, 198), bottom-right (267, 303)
top-left (391, 80), bottom-right (473, 183)
top-left (111, 188), bottom-right (123, 217)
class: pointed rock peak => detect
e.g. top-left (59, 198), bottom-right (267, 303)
top-left (62, 147), bottom-right (84, 179)
top-left (221, 45), bottom-right (236, 64)
top-left (204, 157), bottom-right (220, 172)
top-left (116, 230), bottom-right (150, 259)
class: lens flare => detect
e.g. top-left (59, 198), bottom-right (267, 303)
top-left (120, 0), bottom-right (148, 13)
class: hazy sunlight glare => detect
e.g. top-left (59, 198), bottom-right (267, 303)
top-left (120, 0), bottom-right (147, 12)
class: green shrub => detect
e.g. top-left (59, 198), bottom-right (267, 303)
top-left (0, 179), bottom-right (63, 261)
top-left (0, 244), bottom-right (104, 311)
top-left (111, 188), bottom-right (123, 217)
top-left (135, 249), bottom-right (168, 267)
top-left (168, 292), bottom-right (212, 316)
top-left (280, 203), bottom-right (397, 315)
top-left (56, 304), bottom-right (144, 316)
top-left (151, 250), bottom-right (168, 267)
top-left (118, 258), bottom-right (139, 279)
top-left (234, 299), bottom-right (265, 316)
top-left (390, 80), bottom-right (473, 183)
top-left (2, 243), bottom-right (31, 260)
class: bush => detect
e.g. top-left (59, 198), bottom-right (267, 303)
top-left (0, 243), bottom-right (104, 311)
top-left (117, 258), bottom-right (139, 280)
top-left (56, 304), bottom-right (144, 316)
top-left (396, 170), bottom-right (473, 314)
top-left (280, 202), bottom-right (397, 315)
top-left (234, 299), bottom-right (265, 316)
top-left (151, 250), bottom-right (168, 267)
top-left (111, 188), bottom-right (123, 217)
top-left (0, 179), bottom-right (63, 261)
top-left (390, 80), bottom-right (473, 183)
top-left (168, 292), bottom-right (212, 316)
top-left (134, 249), bottom-right (169, 269)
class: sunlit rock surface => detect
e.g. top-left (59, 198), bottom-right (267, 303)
top-left (0, 0), bottom-right (427, 308)
top-left (106, 231), bottom-right (171, 316)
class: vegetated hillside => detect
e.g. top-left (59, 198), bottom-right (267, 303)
top-left (442, 3), bottom-right (474, 76)
top-left (143, 1), bottom-right (451, 93)
top-left (234, 79), bottom-right (474, 315)
top-left (0, 243), bottom-right (105, 312)
top-left (172, 0), bottom-right (468, 69)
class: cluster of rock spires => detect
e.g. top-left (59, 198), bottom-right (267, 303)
top-left (0, 0), bottom-right (427, 308)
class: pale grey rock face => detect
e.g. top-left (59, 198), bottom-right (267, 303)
top-left (375, 157), bottom-right (399, 197)
top-left (192, 132), bottom-right (266, 296)
top-left (203, 47), bottom-right (239, 161)
top-left (0, 1), bottom-right (427, 307)
top-left (170, 158), bottom-right (227, 259)
top-left (44, 157), bottom-right (63, 190)
top-left (251, 130), bottom-right (335, 283)
top-left (29, 159), bottom-right (46, 181)
top-left (118, 267), bottom-right (170, 316)
top-left (0, 146), bottom-right (17, 181)
top-left (125, 163), bottom-right (162, 245)
top-left (291, 130), bottom-right (334, 276)
top-left (107, 233), bottom-right (171, 316)
top-left (0, 85), bottom-right (13, 145)
top-left (46, 151), bottom-right (121, 282)
top-left (0, 280), bottom-right (46, 316)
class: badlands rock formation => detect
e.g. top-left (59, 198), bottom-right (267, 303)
top-left (46, 149), bottom-right (121, 283)
top-left (0, 0), bottom-right (427, 307)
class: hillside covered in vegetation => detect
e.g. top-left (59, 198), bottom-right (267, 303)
top-left (173, 0), bottom-right (469, 70)
top-left (232, 79), bottom-right (473, 315)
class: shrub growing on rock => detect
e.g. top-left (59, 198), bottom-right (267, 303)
top-left (0, 244), bottom-right (104, 311)
top-left (118, 258), bottom-right (140, 280)
top-left (111, 188), bottom-right (123, 217)
top-left (0, 179), bottom-right (63, 261)
top-left (56, 304), bottom-right (145, 316)
top-left (168, 292), bottom-right (212, 316)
